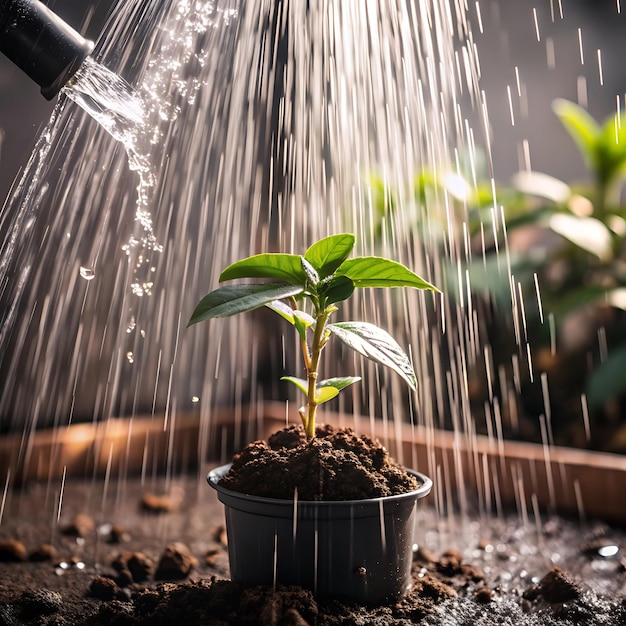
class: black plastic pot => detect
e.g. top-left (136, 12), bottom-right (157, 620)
top-left (208, 463), bottom-right (433, 605)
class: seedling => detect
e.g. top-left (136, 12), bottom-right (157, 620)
top-left (189, 233), bottom-right (439, 439)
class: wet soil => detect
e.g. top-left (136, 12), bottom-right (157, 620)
top-left (220, 425), bottom-right (418, 500)
top-left (0, 428), bottom-right (625, 624)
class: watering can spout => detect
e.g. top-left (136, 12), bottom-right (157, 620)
top-left (0, 0), bottom-right (93, 100)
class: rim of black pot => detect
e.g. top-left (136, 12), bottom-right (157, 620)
top-left (207, 462), bottom-right (433, 507)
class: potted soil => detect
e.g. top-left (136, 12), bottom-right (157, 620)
top-left (189, 233), bottom-right (438, 604)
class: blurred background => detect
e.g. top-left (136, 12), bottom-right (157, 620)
top-left (1, 1), bottom-right (623, 201)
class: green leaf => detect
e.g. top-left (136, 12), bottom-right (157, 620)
top-left (328, 321), bottom-right (417, 390)
top-left (280, 376), bottom-right (360, 404)
top-left (599, 111), bottom-right (626, 184)
top-left (319, 275), bottom-right (355, 304)
top-left (512, 171), bottom-right (571, 204)
top-left (265, 300), bottom-right (314, 341)
top-left (300, 256), bottom-right (320, 286)
top-left (265, 300), bottom-right (314, 326)
top-left (265, 299), bottom-right (297, 325)
top-left (188, 283), bottom-right (304, 324)
top-left (315, 387), bottom-right (340, 404)
top-left (607, 288), bottom-right (626, 311)
top-left (587, 346), bottom-right (626, 408)
top-left (219, 253), bottom-right (307, 285)
top-left (318, 376), bottom-right (362, 392)
top-left (335, 257), bottom-right (439, 291)
top-left (316, 377), bottom-right (361, 403)
top-left (548, 213), bottom-right (612, 260)
top-left (304, 234), bottom-right (356, 278)
top-left (553, 98), bottom-right (601, 173)
top-left (281, 376), bottom-right (309, 396)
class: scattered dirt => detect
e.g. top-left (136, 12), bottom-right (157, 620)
top-left (220, 424), bottom-right (419, 500)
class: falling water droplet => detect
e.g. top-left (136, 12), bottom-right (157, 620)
top-left (79, 267), bottom-right (95, 281)
top-left (126, 351), bottom-right (134, 364)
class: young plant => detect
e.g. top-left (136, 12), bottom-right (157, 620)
top-left (189, 233), bottom-right (439, 439)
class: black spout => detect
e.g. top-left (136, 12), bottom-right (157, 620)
top-left (0, 0), bottom-right (94, 100)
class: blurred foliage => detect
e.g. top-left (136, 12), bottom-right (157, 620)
top-left (367, 99), bottom-right (626, 450)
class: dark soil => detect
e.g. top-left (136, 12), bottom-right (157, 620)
top-left (219, 424), bottom-right (419, 500)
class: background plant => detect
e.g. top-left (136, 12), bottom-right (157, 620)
top-left (189, 233), bottom-right (438, 439)
top-left (367, 99), bottom-right (626, 450)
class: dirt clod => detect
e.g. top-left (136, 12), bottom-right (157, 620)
top-left (112, 551), bottom-right (154, 583)
top-left (0, 539), bottom-right (27, 562)
top-left (89, 576), bottom-right (119, 601)
top-left (28, 543), bottom-right (57, 562)
top-left (62, 513), bottom-right (95, 538)
top-left (141, 493), bottom-right (177, 514)
top-left (204, 549), bottom-right (220, 567)
top-left (154, 542), bottom-right (197, 580)
top-left (108, 524), bottom-right (129, 544)
top-left (475, 587), bottom-right (495, 603)
top-left (213, 524), bottom-right (227, 546)
top-left (523, 566), bottom-right (582, 603)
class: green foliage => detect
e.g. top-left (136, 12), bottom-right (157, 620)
top-left (365, 99), bottom-right (626, 424)
top-left (553, 98), bottom-right (626, 200)
top-left (189, 233), bottom-right (439, 439)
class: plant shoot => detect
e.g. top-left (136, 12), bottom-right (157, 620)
top-left (189, 234), bottom-right (439, 439)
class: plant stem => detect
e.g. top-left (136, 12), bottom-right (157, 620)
top-left (304, 308), bottom-right (329, 440)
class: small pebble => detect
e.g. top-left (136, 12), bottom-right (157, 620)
top-left (154, 542), bottom-right (197, 580)
top-left (0, 539), bottom-right (27, 562)
top-left (141, 493), bottom-right (177, 513)
top-left (29, 543), bottom-right (57, 562)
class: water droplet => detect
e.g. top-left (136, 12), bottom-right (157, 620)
top-left (597, 545), bottom-right (619, 558)
top-left (79, 266), bottom-right (95, 281)
top-left (126, 351), bottom-right (134, 364)
top-left (191, 396), bottom-right (200, 403)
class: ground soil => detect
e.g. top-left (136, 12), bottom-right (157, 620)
top-left (0, 427), bottom-right (625, 624)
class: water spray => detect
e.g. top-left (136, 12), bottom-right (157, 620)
top-left (0, 0), bottom-right (93, 99)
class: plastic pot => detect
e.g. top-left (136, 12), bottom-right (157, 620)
top-left (208, 463), bottom-right (433, 605)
